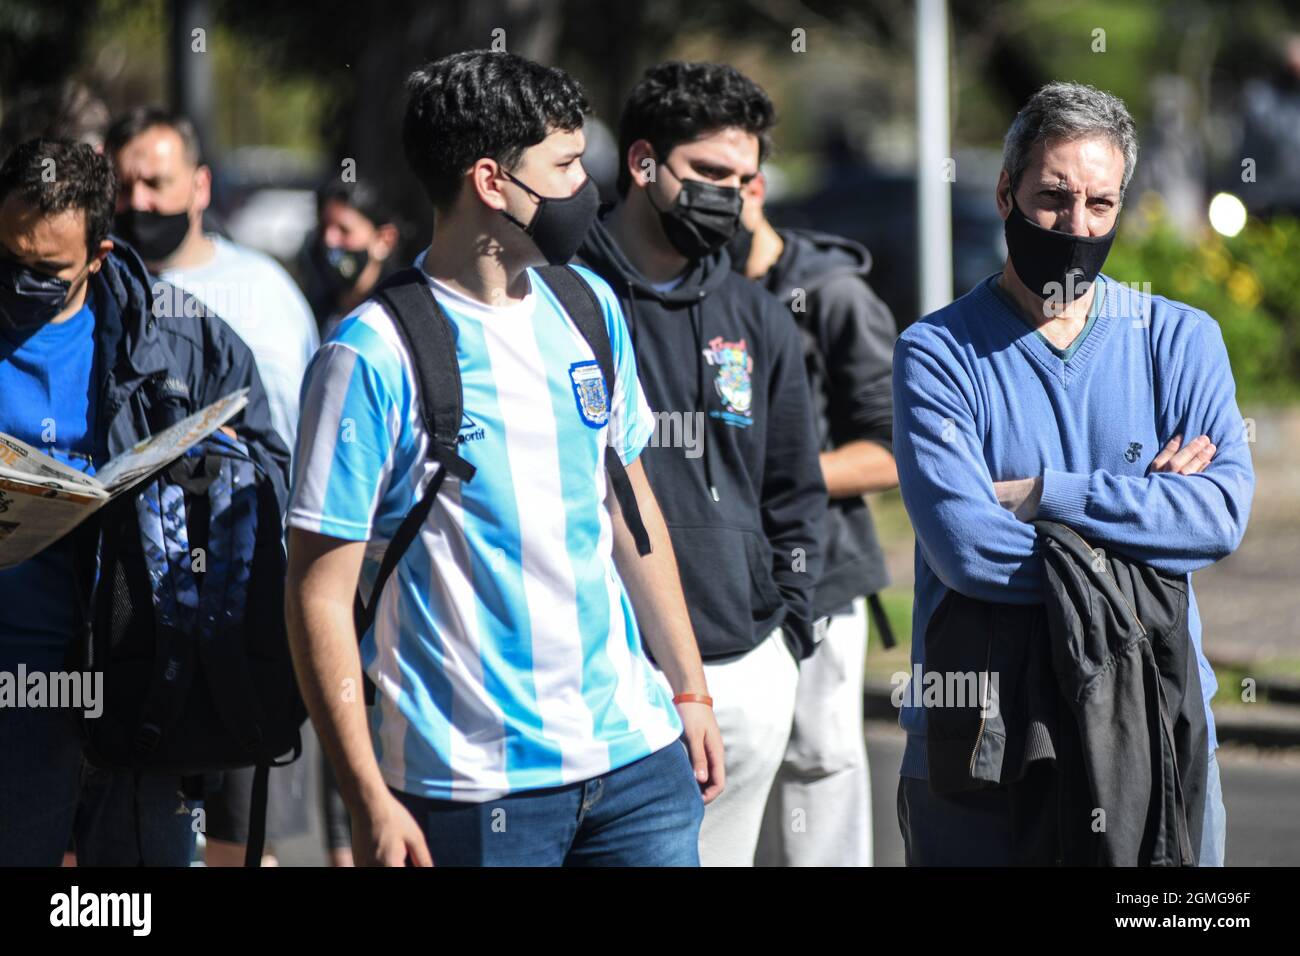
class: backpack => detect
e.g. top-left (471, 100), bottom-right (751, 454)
top-left (74, 426), bottom-right (306, 867)
top-left (351, 265), bottom-right (652, 701)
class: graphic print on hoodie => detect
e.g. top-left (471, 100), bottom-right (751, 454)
top-left (578, 217), bottom-right (828, 660)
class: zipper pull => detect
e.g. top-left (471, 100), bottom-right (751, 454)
top-left (709, 485), bottom-right (719, 502)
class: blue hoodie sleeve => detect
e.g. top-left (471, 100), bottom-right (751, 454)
top-left (893, 329), bottom-right (1045, 603)
top-left (1036, 311), bottom-right (1254, 575)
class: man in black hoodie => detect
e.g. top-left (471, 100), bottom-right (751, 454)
top-left (728, 172), bottom-right (898, 867)
top-left (577, 62), bottom-right (827, 867)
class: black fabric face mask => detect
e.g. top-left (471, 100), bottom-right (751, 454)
top-left (649, 163), bottom-right (743, 260)
top-left (310, 237), bottom-right (370, 297)
top-left (499, 171), bottom-right (600, 266)
top-left (725, 222), bottom-right (754, 273)
top-left (1003, 192), bottom-right (1118, 304)
top-left (115, 208), bottom-right (191, 263)
top-left (0, 256), bottom-right (75, 331)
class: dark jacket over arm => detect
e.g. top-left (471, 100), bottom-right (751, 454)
top-left (920, 518), bottom-right (1206, 867)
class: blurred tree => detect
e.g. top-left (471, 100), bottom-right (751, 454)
top-left (215, 0), bottom-right (563, 252)
top-left (0, 0), bottom-right (99, 106)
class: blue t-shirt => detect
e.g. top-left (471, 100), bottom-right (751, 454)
top-left (0, 295), bottom-right (98, 670)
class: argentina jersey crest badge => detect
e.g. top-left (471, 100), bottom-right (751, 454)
top-left (569, 360), bottom-right (609, 428)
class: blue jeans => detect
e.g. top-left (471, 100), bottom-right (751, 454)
top-left (392, 738), bottom-right (704, 866)
top-left (1199, 748), bottom-right (1226, 866)
top-left (0, 706), bottom-right (199, 866)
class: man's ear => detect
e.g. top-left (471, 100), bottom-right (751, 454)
top-left (995, 169), bottom-right (1013, 221)
top-left (738, 170), bottom-right (767, 229)
top-left (193, 164), bottom-right (213, 215)
top-left (469, 158), bottom-right (509, 212)
top-left (626, 139), bottom-right (658, 190)
top-left (87, 237), bottom-right (113, 274)
top-left (372, 222), bottom-right (399, 260)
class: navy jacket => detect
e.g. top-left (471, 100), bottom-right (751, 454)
top-left (71, 241), bottom-right (290, 620)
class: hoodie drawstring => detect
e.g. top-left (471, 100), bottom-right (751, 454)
top-left (689, 300), bottom-right (719, 503)
top-left (622, 272), bottom-right (719, 505)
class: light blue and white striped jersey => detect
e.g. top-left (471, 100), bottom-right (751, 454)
top-left (287, 259), bottom-right (683, 801)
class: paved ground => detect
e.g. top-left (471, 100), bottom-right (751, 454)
top-left (863, 720), bottom-right (1300, 866)
top-left (267, 720), bottom-right (1300, 867)
top-left (1192, 408), bottom-right (1300, 663)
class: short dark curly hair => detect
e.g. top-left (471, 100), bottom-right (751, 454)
top-left (402, 51), bottom-right (589, 212)
top-left (616, 61), bottom-right (776, 197)
top-left (0, 138), bottom-right (117, 257)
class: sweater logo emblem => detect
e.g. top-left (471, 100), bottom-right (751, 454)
top-left (1124, 441), bottom-right (1143, 463)
top-left (568, 361), bottom-right (609, 429)
top-left (702, 335), bottom-right (753, 427)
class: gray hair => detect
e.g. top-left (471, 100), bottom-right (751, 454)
top-left (1002, 82), bottom-right (1138, 201)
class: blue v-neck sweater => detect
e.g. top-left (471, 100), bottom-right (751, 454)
top-left (894, 273), bottom-right (1254, 777)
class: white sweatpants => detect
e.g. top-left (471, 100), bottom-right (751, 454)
top-left (658, 627), bottom-right (799, 867)
top-left (755, 596), bottom-right (873, 867)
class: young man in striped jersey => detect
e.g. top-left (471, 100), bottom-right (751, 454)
top-left (284, 51), bottom-right (723, 867)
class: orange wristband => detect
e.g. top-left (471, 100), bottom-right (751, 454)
top-left (673, 693), bottom-right (713, 707)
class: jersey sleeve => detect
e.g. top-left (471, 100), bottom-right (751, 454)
top-left (571, 265), bottom-right (656, 465)
top-left (286, 335), bottom-right (403, 541)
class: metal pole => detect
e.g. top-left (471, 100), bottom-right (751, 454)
top-left (170, 0), bottom-right (216, 163)
top-left (916, 0), bottom-right (953, 315)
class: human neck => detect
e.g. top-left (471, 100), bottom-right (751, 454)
top-left (156, 228), bottom-right (215, 273)
top-left (744, 216), bottom-right (784, 279)
top-left (49, 278), bottom-right (91, 324)
top-left (420, 214), bottom-right (531, 306)
top-left (607, 191), bottom-right (690, 284)
top-left (338, 256), bottom-right (385, 315)
top-left (997, 260), bottom-right (1095, 330)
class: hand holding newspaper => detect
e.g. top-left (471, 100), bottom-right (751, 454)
top-left (0, 388), bottom-right (249, 569)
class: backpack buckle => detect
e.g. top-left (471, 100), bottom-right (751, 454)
top-left (431, 441), bottom-right (476, 482)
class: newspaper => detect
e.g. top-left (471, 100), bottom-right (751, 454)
top-left (0, 388), bottom-right (249, 569)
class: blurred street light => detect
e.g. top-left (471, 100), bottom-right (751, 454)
top-left (1208, 192), bottom-right (1248, 237)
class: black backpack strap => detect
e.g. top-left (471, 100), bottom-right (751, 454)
top-left (353, 269), bottom-right (477, 704)
top-left (243, 762), bottom-right (270, 867)
top-left (867, 592), bottom-right (897, 649)
top-left (536, 265), bottom-right (652, 557)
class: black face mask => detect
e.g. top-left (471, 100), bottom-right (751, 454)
top-left (499, 171), bottom-right (600, 266)
top-left (724, 222), bottom-right (754, 273)
top-left (0, 257), bottom-right (76, 332)
top-left (649, 162), bottom-right (743, 260)
top-left (1003, 193), bottom-right (1117, 304)
top-left (310, 237), bottom-right (370, 297)
top-left (115, 208), bottom-right (191, 264)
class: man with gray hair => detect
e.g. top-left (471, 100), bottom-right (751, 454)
top-left (892, 82), bottom-right (1254, 865)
